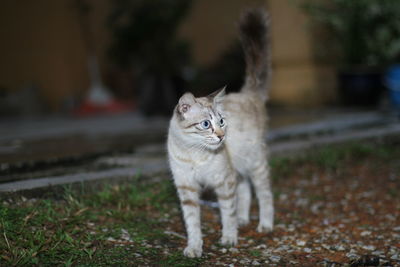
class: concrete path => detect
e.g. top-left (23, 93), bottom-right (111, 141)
top-left (1, 109), bottom-right (398, 193)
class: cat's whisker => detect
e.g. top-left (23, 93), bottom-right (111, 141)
top-left (167, 9), bottom-right (273, 258)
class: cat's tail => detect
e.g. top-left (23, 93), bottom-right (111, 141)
top-left (239, 9), bottom-right (271, 102)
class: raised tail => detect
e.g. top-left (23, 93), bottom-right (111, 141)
top-left (239, 9), bottom-right (271, 102)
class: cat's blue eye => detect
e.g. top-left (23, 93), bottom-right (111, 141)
top-left (219, 118), bottom-right (225, 126)
top-left (200, 120), bottom-right (211, 129)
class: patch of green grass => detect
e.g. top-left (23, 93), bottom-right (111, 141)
top-left (249, 249), bottom-right (262, 257)
top-left (388, 188), bottom-right (399, 198)
top-left (270, 157), bottom-right (294, 182)
top-left (306, 143), bottom-right (378, 170)
top-left (271, 140), bottom-right (399, 180)
top-left (160, 251), bottom-right (204, 267)
top-left (0, 177), bottom-right (179, 266)
top-left (76, 246), bottom-right (146, 266)
top-left (308, 194), bottom-right (326, 202)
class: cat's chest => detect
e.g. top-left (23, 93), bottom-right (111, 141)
top-left (191, 155), bottom-right (230, 185)
top-left (170, 149), bottom-right (229, 178)
top-left (176, 152), bottom-right (219, 171)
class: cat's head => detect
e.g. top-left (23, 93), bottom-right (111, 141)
top-left (174, 87), bottom-right (227, 150)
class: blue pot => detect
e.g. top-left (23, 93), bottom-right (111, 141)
top-left (385, 64), bottom-right (400, 109)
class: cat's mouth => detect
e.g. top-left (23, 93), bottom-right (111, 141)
top-left (207, 139), bottom-right (225, 148)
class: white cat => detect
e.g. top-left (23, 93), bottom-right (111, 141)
top-left (167, 9), bottom-right (273, 258)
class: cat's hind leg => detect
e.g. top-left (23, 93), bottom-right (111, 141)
top-left (236, 178), bottom-right (251, 226)
top-left (214, 173), bottom-right (238, 246)
top-left (248, 156), bottom-right (274, 233)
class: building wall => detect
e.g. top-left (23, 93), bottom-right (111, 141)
top-left (0, 0), bottom-right (336, 110)
top-left (0, 0), bottom-right (113, 111)
top-left (267, 0), bottom-right (337, 106)
top-left (179, 0), bottom-right (337, 106)
top-left (0, 0), bottom-right (89, 110)
top-left (178, 0), bottom-right (266, 66)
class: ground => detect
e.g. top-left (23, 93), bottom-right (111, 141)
top-left (1, 138), bottom-right (399, 266)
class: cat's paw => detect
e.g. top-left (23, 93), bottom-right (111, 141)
top-left (183, 246), bottom-right (202, 258)
top-left (220, 235), bottom-right (238, 247)
top-left (257, 221), bottom-right (273, 233)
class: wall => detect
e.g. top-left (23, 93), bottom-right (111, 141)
top-left (0, 0), bottom-right (337, 110)
top-left (0, 0), bottom-right (89, 110)
top-left (267, 0), bottom-right (337, 106)
top-left (0, 0), bottom-right (112, 111)
top-left (179, 0), bottom-right (337, 106)
top-left (178, 0), bottom-right (266, 66)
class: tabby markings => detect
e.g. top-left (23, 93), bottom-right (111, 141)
top-left (177, 185), bottom-right (198, 192)
top-left (182, 200), bottom-right (199, 207)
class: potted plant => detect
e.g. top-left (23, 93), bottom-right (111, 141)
top-left (300, 0), bottom-right (400, 106)
top-left (107, 0), bottom-right (192, 116)
top-left (385, 64), bottom-right (400, 115)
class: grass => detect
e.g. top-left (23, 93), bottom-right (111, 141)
top-left (161, 252), bottom-right (203, 267)
top-left (248, 249), bottom-right (262, 257)
top-left (270, 139), bottom-right (399, 178)
top-left (1, 138), bottom-right (399, 266)
top-left (0, 177), bottom-right (193, 266)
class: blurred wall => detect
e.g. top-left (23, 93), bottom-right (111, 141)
top-left (0, 0), bottom-right (88, 110)
top-left (179, 0), bottom-right (337, 106)
top-left (0, 0), bottom-right (110, 111)
top-left (0, 0), bottom-right (336, 111)
top-left (178, 0), bottom-right (266, 66)
top-left (267, 0), bottom-right (336, 106)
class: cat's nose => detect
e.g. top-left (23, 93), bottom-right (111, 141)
top-left (217, 133), bottom-right (225, 141)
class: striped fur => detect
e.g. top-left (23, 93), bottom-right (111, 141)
top-left (167, 9), bottom-right (273, 258)
top-left (240, 9), bottom-right (271, 102)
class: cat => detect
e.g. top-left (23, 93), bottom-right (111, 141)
top-left (167, 9), bottom-right (274, 258)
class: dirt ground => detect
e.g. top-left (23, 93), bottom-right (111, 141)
top-left (160, 141), bottom-right (400, 266)
top-left (1, 139), bottom-right (399, 266)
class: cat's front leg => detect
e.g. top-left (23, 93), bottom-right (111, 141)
top-left (215, 172), bottom-right (238, 246)
top-left (176, 184), bottom-right (203, 257)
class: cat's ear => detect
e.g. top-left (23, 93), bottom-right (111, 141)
top-left (208, 86), bottom-right (226, 106)
top-left (178, 92), bottom-right (196, 114)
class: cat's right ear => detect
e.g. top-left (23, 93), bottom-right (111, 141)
top-left (178, 92), bottom-right (196, 115)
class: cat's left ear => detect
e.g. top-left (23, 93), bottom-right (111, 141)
top-left (208, 86), bottom-right (226, 106)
